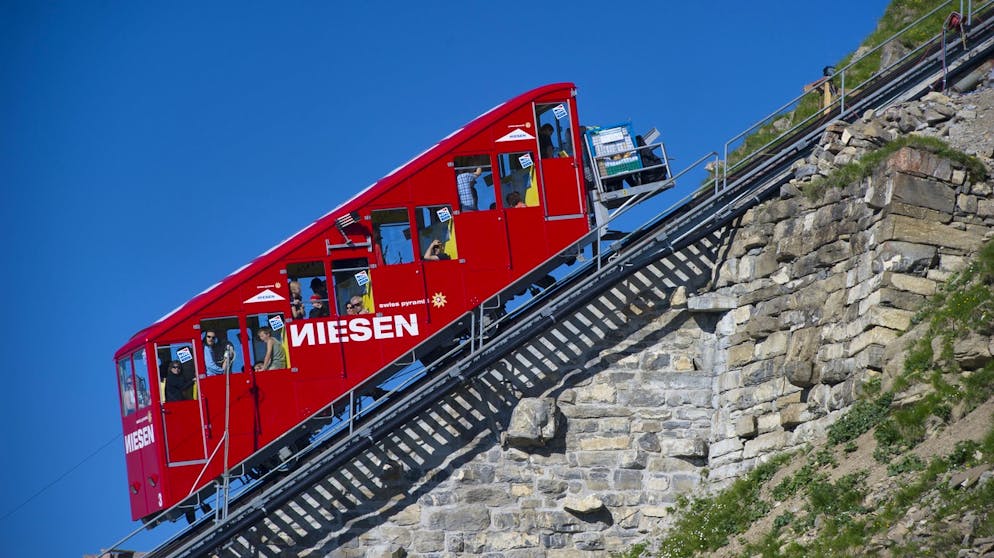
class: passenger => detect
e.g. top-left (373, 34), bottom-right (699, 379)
top-left (203, 330), bottom-right (230, 376)
top-left (345, 295), bottom-right (367, 315)
top-left (456, 167), bottom-right (482, 212)
top-left (539, 123), bottom-right (555, 158)
top-left (308, 294), bottom-right (330, 318)
top-left (423, 239), bottom-right (451, 261)
top-left (164, 360), bottom-right (194, 402)
top-left (253, 361), bottom-right (265, 372)
top-left (290, 292), bottom-right (305, 319)
top-left (289, 280), bottom-right (305, 319)
top-left (505, 191), bottom-right (526, 208)
top-left (310, 277), bottom-right (328, 300)
top-left (256, 326), bottom-right (287, 370)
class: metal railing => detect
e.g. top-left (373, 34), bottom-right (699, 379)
top-left (721, 0), bottom-right (991, 191)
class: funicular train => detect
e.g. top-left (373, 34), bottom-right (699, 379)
top-left (115, 82), bottom-right (670, 523)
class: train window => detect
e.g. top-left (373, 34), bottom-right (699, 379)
top-left (287, 261), bottom-right (329, 319)
top-left (246, 313), bottom-right (289, 371)
top-left (199, 317), bottom-right (244, 375)
top-left (452, 155), bottom-right (495, 212)
top-left (416, 205), bottom-right (458, 261)
top-left (117, 357), bottom-right (135, 417)
top-left (157, 342), bottom-right (198, 402)
top-left (133, 349), bottom-right (151, 410)
top-left (332, 258), bottom-right (374, 315)
top-left (372, 208), bottom-right (414, 265)
top-left (536, 102), bottom-right (573, 159)
top-left (498, 152), bottom-right (540, 209)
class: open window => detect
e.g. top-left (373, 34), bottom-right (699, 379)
top-left (287, 261), bottom-right (329, 319)
top-left (452, 155), bottom-right (495, 212)
top-left (199, 317), bottom-right (244, 375)
top-left (498, 152), bottom-right (540, 209)
top-left (536, 102), bottom-right (574, 159)
top-left (332, 257), bottom-right (374, 315)
top-left (416, 205), bottom-right (458, 262)
top-left (372, 208), bottom-right (414, 265)
top-left (157, 342), bottom-right (198, 402)
top-left (246, 313), bottom-right (289, 371)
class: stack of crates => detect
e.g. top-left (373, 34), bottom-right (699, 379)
top-left (585, 123), bottom-right (642, 178)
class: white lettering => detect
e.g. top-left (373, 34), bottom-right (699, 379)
top-left (125, 424), bottom-right (156, 454)
top-left (373, 316), bottom-right (394, 339)
top-left (288, 314), bottom-right (420, 347)
top-left (395, 314), bottom-right (418, 337)
top-left (348, 318), bottom-right (372, 341)
top-left (290, 323), bottom-right (315, 346)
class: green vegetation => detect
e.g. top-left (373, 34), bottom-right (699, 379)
top-left (648, 453), bottom-right (791, 558)
top-left (721, 0), bottom-right (977, 181)
top-left (826, 391), bottom-right (893, 445)
top-left (802, 135), bottom-right (988, 201)
top-left (613, 2), bottom-right (994, 554)
top-left (618, 234), bottom-right (994, 556)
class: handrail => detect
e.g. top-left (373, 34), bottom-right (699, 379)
top-left (722, 0), bottom-right (971, 190)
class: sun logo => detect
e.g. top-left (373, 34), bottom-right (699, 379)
top-left (431, 292), bottom-right (447, 308)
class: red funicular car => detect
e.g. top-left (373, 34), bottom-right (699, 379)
top-left (115, 83), bottom-right (592, 522)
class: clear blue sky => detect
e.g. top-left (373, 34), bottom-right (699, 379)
top-left (0, 1), bottom-right (891, 555)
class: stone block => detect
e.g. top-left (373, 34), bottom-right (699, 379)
top-left (890, 173), bottom-right (955, 213)
top-left (780, 403), bottom-right (809, 429)
top-left (709, 437), bottom-right (744, 459)
top-left (877, 214), bottom-right (983, 251)
top-left (735, 415), bottom-right (758, 438)
top-left (743, 431), bottom-right (789, 459)
top-left (728, 342), bottom-right (755, 367)
top-left (875, 241), bottom-right (937, 273)
top-left (426, 507), bottom-right (491, 531)
top-left (563, 495), bottom-right (605, 514)
top-left (578, 435), bottom-right (631, 451)
top-left (784, 360), bottom-right (817, 388)
top-left (848, 326), bottom-right (899, 356)
top-left (757, 412), bottom-right (781, 433)
top-left (687, 294), bottom-right (738, 313)
top-left (868, 307), bottom-right (913, 332)
top-left (755, 331), bottom-right (788, 359)
top-left (505, 397), bottom-right (559, 448)
top-left (659, 437), bottom-right (707, 458)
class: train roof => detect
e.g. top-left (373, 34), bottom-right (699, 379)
top-left (119, 82), bottom-right (577, 355)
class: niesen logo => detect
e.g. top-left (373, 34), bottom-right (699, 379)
top-left (125, 424), bottom-right (155, 454)
top-left (244, 289), bottom-right (286, 304)
top-left (290, 314), bottom-right (419, 347)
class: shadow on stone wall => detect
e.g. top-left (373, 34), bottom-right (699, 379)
top-left (216, 230), bottom-right (726, 556)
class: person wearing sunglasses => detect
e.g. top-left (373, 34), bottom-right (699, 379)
top-left (203, 330), bottom-right (230, 376)
top-left (164, 360), bottom-right (194, 402)
top-left (345, 296), bottom-right (367, 316)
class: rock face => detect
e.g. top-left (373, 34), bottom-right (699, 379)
top-left (272, 91), bottom-right (994, 557)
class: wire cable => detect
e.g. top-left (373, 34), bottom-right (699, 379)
top-left (0, 432), bottom-right (122, 522)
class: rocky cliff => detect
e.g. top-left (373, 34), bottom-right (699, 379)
top-left (240, 88), bottom-right (994, 558)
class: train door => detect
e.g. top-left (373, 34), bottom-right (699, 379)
top-left (370, 208), bottom-right (430, 368)
top-left (156, 341), bottom-right (207, 465)
top-left (282, 260), bottom-right (346, 418)
top-left (119, 348), bottom-right (163, 517)
top-left (535, 100), bottom-right (584, 217)
top-left (450, 154), bottom-right (511, 305)
top-left (498, 150), bottom-right (547, 274)
top-left (330, 256), bottom-right (387, 388)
